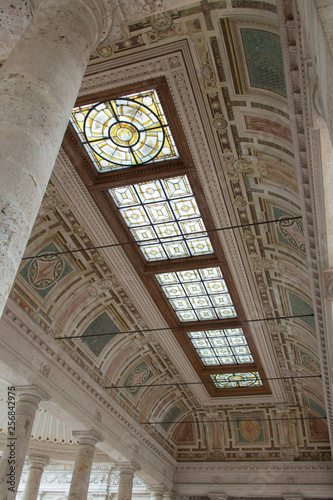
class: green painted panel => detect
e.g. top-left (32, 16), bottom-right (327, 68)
top-left (289, 292), bottom-right (315, 331)
top-left (20, 242), bottom-right (73, 299)
top-left (160, 404), bottom-right (182, 431)
top-left (81, 312), bottom-right (118, 356)
top-left (241, 28), bottom-right (287, 97)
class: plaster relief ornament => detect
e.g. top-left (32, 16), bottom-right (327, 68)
top-left (148, 11), bottom-right (173, 32)
top-left (213, 117), bottom-right (227, 130)
top-left (234, 159), bottom-right (255, 175)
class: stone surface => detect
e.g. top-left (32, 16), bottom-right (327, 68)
top-left (22, 455), bottom-right (50, 500)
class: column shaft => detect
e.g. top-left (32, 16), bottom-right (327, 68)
top-left (68, 430), bottom-right (103, 500)
top-left (0, 387), bottom-right (48, 500)
top-left (22, 455), bottom-right (49, 500)
top-left (0, 0), bottom-right (111, 317)
top-left (117, 465), bottom-right (137, 500)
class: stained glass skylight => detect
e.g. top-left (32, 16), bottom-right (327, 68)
top-left (156, 267), bottom-right (236, 321)
top-left (110, 175), bottom-right (213, 261)
top-left (211, 372), bottom-right (262, 388)
top-left (188, 328), bottom-right (253, 366)
top-left (70, 89), bottom-right (178, 172)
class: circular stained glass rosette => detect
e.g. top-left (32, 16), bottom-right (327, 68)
top-left (82, 98), bottom-right (166, 167)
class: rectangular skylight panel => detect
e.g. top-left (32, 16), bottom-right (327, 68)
top-left (110, 176), bottom-right (214, 261)
top-left (211, 372), bottom-right (263, 388)
top-left (156, 267), bottom-right (236, 322)
top-left (187, 328), bottom-right (254, 366)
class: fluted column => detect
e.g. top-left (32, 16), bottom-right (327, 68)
top-left (22, 455), bottom-right (49, 500)
top-left (0, 386), bottom-right (49, 500)
top-left (68, 430), bottom-right (103, 500)
top-left (116, 462), bottom-right (139, 500)
top-left (0, 0), bottom-right (112, 317)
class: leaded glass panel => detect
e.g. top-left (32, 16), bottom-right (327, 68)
top-left (110, 176), bottom-right (214, 261)
top-left (70, 89), bottom-right (178, 172)
top-left (211, 372), bottom-right (262, 388)
top-left (156, 267), bottom-right (236, 321)
top-left (187, 328), bottom-right (253, 364)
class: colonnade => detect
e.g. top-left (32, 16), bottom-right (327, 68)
top-left (0, 386), bottom-right (173, 500)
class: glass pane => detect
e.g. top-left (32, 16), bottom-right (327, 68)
top-left (71, 89), bottom-right (179, 172)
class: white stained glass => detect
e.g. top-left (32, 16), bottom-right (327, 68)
top-left (132, 227), bottom-right (157, 242)
top-left (183, 282), bottom-right (206, 296)
top-left (232, 345), bottom-right (251, 355)
top-left (191, 338), bottom-right (210, 348)
top-left (196, 309), bottom-right (217, 320)
top-left (178, 269), bottom-right (200, 282)
top-left (112, 186), bottom-right (139, 207)
top-left (163, 284), bottom-right (185, 298)
top-left (202, 357), bottom-right (219, 366)
top-left (141, 245), bottom-right (167, 261)
top-left (164, 241), bottom-right (190, 259)
top-left (164, 176), bottom-right (192, 198)
top-left (137, 180), bottom-right (165, 203)
top-left (204, 279), bottom-right (227, 294)
top-left (219, 356), bottom-right (236, 364)
top-left (228, 335), bottom-right (247, 346)
top-left (189, 296), bottom-right (211, 309)
top-left (197, 348), bottom-right (215, 357)
top-left (211, 294), bottom-right (232, 307)
top-left (156, 222), bottom-right (180, 241)
top-left (188, 331), bottom-right (205, 338)
top-left (210, 337), bottom-right (228, 347)
top-left (156, 272), bottom-right (178, 285)
top-left (120, 207), bottom-right (149, 227)
top-left (177, 310), bottom-right (197, 321)
top-left (217, 307), bottom-right (236, 318)
top-left (171, 198), bottom-right (200, 219)
top-left (188, 237), bottom-right (213, 256)
top-left (215, 347), bottom-right (233, 356)
top-left (235, 355), bottom-right (253, 363)
top-left (169, 298), bottom-right (191, 311)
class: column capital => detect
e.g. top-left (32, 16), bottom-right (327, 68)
top-left (15, 385), bottom-right (50, 405)
top-left (208, 495), bottom-right (229, 500)
top-left (72, 429), bottom-right (104, 446)
top-left (27, 455), bottom-right (50, 470)
top-left (116, 460), bottom-right (140, 473)
top-left (149, 485), bottom-right (165, 494)
top-left (283, 496), bottom-right (303, 500)
top-left (163, 492), bottom-right (179, 500)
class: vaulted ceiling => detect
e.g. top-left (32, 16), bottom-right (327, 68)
top-left (2, 0), bottom-right (332, 465)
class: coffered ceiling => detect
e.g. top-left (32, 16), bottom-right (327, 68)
top-left (3, 0), bottom-right (331, 465)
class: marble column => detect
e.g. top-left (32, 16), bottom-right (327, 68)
top-left (22, 455), bottom-right (49, 500)
top-left (116, 462), bottom-right (138, 500)
top-left (0, 386), bottom-right (49, 500)
top-left (68, 430), bottom-right (103, 500)
top-left (0, 0), bottom-right (112, 317)
top-left (150, 485), bottom-right (165, 500)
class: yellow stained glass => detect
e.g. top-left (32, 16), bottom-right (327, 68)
top-left (70, 89), bottom-right (179, 172)
top-left (110, 175), bottom-right (214, 261)
top-left (187, 328), bottom-right (254, 366)
top-left (211, 372), bottom-right (262, 388)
